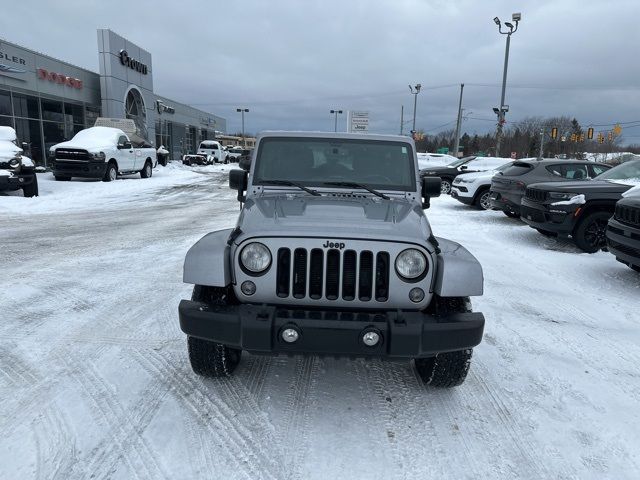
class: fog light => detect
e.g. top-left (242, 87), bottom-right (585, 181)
top-left (363, 331), bottom-right (380, 347)
top-left (282, 328), bottom-right (299, 343)
top-left (241, 281), bottom-right (256, 296)
top-left (409, 287), bottom-right (425, 303)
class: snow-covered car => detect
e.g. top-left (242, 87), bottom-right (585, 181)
top-left (226, 146), bottom-right (252, 163)
top-left (421, 156), bottom-right (511, 195)
top-left (197, 140), bottom-right (228, 164)
top-left (451, 161), bottom-right (515, 210)
top-left (182, 153), bottom-right (212, 166)
top-left (0, 126), bottom-right (38, 197)
top-left (416, 152), bottom-right (458, 169)
top-left (178, 131), bottom-right (485, 387)
top-left (50, 126), bottom-right (157, 182)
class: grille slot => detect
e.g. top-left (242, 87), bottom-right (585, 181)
top-left (275, 247), bottom-right (389, 303)
top-left (525, 188), bottom-right (548, 202)
top-left (615, 204), bottom-right (640, 227)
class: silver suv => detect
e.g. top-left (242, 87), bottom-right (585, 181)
top-left (179, 132), bottom-right (485, 387)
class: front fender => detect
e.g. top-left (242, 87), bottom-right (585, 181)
top-left (183, 229), bottom-right (233, 286)
top-left (433, 237), bottom-right (484, 297)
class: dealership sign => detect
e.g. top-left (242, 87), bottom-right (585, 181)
top-left (348, 111), bottom-right (369, 133)
top-left (0, 49), bottom-right (28, 80)
top-left (119, 50), bottom-right (148, 75)
top-left (37, 68), bottom-right (83, 89)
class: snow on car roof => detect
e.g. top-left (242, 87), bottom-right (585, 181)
top-left (0, 126), bottom-right (17, 141)
top-left (72, 126), bottom-right (123, 142)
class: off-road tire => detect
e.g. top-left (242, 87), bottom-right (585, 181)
top-left (573, 211), bottom-right (612, 253)
top-left (474, 189), bottom-right (492, 210)
top-left (187, 285), bottom-right (242, 377)
top-left (503, 210), bottom-right (520, 218)
top-left (103, 161), bottom-right (117, 182)
top-left (54, 175), bottom-right (71, 181)
top-left (415, 296), bottom-right (474, 388)
top-left (440, 179), bottom-right (452, 195)
top-left (22, 174), bottom-right (38, 197)
top-left (140, 161), bottom-right (152, 178)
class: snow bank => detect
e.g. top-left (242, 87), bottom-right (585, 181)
top-left (551, 194), bottom-right (586, 206)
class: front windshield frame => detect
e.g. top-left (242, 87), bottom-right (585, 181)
top-left (595, 160), bottom-right (640, 181)
top-left (252, 137), bottom-right (417, 193)
top-left (447, 157), bottom-right (473, 168)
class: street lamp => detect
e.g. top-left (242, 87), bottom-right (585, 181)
top-left (236, 108), bottom-right (249, 147)
top-left (330, 109), bottom-right (343, 132)
top-left (493, 12), bottom-right (521, 156)
top-left (408, 83), bottom-right (422, 137)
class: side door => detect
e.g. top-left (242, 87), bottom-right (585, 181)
top-left (116, 135), bottom-right (135, 171)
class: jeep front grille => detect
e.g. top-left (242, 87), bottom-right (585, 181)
top-left (55, 148), bottom-right (91, 161)
top-left (276, 248), bottom-right (390, 302)
top-left (525, 188), bottom-right (548, 202)
top-left (615, 204), bottom-right (640, 227)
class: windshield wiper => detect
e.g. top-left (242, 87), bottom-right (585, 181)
top-left (260, 179), bottom-right (321, 196)
top-left (323, 181), bottom-right (390, 200)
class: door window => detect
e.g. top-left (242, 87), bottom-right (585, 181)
top-left (545, 164), bottom-right (589, 180)
top-left (589, 164), bottom-right (611, 177)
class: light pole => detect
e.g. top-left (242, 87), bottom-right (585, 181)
top-left (453, 83), bottom-right (464, 157)
top-left (236, 108), bottom-right (249, 147)
top-left (330, 109), bottom-right (343, 132)
top-left (408, 84), bottom-right (421, 137)
top-left (493, 12), bottom-right (521, 156)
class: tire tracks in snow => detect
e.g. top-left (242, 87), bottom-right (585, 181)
top-left (33, 404), bottom-right (77, 480)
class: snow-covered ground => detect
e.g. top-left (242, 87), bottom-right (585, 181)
top-left (1, 166), bottom-right (639, 479)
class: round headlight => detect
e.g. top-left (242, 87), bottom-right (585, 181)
top-left (395, 249), bottom-right (427, 279)
top-left (240, 242), bottom-right (272, 273)
top-left (9, 156), bottom-right (21, 168)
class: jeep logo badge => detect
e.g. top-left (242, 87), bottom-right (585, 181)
top-left (323, 241), bottom-right (345, 249)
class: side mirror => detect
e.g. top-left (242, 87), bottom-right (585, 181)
top-left (239, 156), bottom-right (251, 171)
top-left (421, 176), bottom-right (441, 209)
top-left (229, 169), bottom-right (248, 202)
top-left (460, 165), bottom-right (468, 170)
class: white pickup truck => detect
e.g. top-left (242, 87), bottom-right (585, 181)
top-left (50, 123), bottom-right (157, 182)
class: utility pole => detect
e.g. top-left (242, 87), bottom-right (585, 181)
top-left (538, 128), bottom-right (545, 159)
top-left (236, 108), bottom-right (249, 147)
top-left (330, 109), bottom-right (343, 132)
top-left (400, 105), bottom-right (404, 135)
top-left (493, 13), bottom-right (521, 156)
top-left (453, 83), bottom-right (465, 157)
top-left (409, 84), bottom-right (422, 137)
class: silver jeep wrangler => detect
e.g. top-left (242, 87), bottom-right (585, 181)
top-left (179, 132), bottom-right (485, 387)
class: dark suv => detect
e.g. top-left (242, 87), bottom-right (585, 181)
top-left (520, 160), bottom-right (640, 252)
top-left (490, 159), bottom-right (610, 218)
top-left (607, 188), bottom-right (640, 271)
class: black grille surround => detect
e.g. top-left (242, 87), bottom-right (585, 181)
top-left (615, 204), bottom-right (640, 227)
top-left (54, 148), bottom-right (91, 161)
top-left (525, 187), bottom-right (548, 202)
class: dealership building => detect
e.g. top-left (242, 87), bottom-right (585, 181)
top-left (0, 29), bottom-right (226, 165)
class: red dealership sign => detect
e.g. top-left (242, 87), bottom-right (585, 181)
top-left (37, 68), bottom-right (83, 89)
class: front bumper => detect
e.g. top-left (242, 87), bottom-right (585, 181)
top-left (451, 186), bottom-right (474, 205)
top-left (520, 199), bottom-right (578, 235)
top-left (179, 300), bottom-right (485, 358)
top-left (490, 190), bottom-right (523, 214)
top-left (0, 171), bottom-right (35, 191)
top-left (51, 159), bottom-right (107, 178)
top-left (606, 218), bottom-right (640, 269)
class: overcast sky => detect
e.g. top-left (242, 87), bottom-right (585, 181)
top-left (2, 0), bottom-right (640, 142)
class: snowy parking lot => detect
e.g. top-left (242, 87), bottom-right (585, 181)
top-left (1, 164), bottom-right (639, 479)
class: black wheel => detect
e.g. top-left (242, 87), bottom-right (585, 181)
top-left (22, 174), bottom-right (38, 197)
top-left (440, 179), bottom-right (452, 195)
top-left (140, 161), bottom-right (152, 178)
top-left (415, 297), bottom-right (474, 388)
top-left (103, 161), bottom-right (117, 182)
top-left (187, 286), bottom-right (242, 377)
top-left (503, 210), bottom-right (520, 218)
top-left (54, 175), bottom-right (71, 181)
top-left (573, 211), bottom-right (612, 253)
top-left (475, 189), bottom-right (492, 210)
top-left (536, 228), bottom-right (556, 237)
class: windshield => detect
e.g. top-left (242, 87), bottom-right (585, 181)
top-left (596, 160), bottom-right (640, 181)
top-left (253, 137), bottom-right (416, 191)
top-left (496, 161), bottom-right (514, 172)
top-left (200, 143), bottom-right (218, 150)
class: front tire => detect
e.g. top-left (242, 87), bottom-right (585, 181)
top-left (187, 285), bottom-right (242, 377)
top-left (103, 161), bottom-right (117, 182)
top-left (440, 179), bottom-right (452, 195)
top-left (573, 211), bottom-right (612, 253)
top-left (22, 174), bottom-right (38, 197)
top-left (140, 161), bottom-right (152, 178)
top-left (475, 189), bottom-right (492, 210)
top-left (414, 296), bottom-right (474, 388)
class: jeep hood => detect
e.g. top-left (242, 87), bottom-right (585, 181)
top-left (456, 170), bottom-right (497, 182)
top-left (0, 140), bottom-right (21, 160)
top-left (235, 195), bottom-right (432, 243)
top-left (528, 180), bottom-right (633, 194)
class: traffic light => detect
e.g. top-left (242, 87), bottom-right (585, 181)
top-left (587, 127), bottom-right (594, 140)
top-left (551, 127), bottom-right (558, 139)
top-left (608, 132), bottom-right (613, 141)
top-left (598, 133), bottom-right (604, 144)
top-left (579, 134), bottom-right (585, 142)
top-left (571, 133), bottom-right (576, 142)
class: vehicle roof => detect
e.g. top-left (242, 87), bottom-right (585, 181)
top-left (0, 126), bottom-right (17, 141)
top-left (516, 158), bottom-right (603, 165)
top-left (257, 131), bottom-right (416, 144)
top-left (199, 140), bottom-right (220, 144)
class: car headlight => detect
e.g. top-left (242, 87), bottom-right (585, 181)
top-left (458, 177), bottom-right (475, 183)
top-left (8, 156), bottom-right (22, 168)
top-left (395, 248), bottom-right (427, 279)
top-left (548, 192), bottom-right (577, 200)
top-left (240, 242), bottom-right (272, 273)
top-left (91, 151), bottom-right (106, 161)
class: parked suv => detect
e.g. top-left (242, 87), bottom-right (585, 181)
top-left (421, 156), bottom-right (508, 194)
top-left (520, 160), bottom-right (639, 252)
top-left (490, 159), bottom-right (611, 218)
top-left (179, 132), bottom-right (485, 387)
top-left (0, 126), bottom-right (38, 197)
top-left (607, 186), bottom-right (640, 271)
top-left (452, 161), bottom-right (515, 210)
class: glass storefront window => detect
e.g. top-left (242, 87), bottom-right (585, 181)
top-left (0, 90), bottom-right (11, 116)
top-left (15, 118), bottom-right (44, 166)
top-left (85, 105), bottom-right (100, 127)
top-left (13, 93), bottom-right (40, 119)
top-left (64, 103), bottom-right (84, 125)
top-left (41, 99), bottom-right (64, 122)
top-left (0, 115), bottom-right (13, 127)
top-left (43, 121), bottom-right (65, 155)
